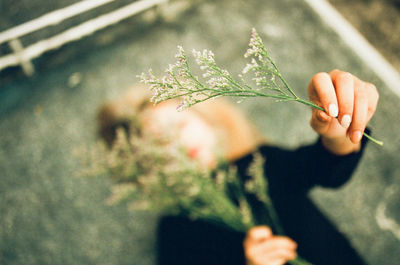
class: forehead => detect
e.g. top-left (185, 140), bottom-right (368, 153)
top-left (151, 103), bottom-right (202, 125)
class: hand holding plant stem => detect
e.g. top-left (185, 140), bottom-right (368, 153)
top-left (307, 68), bottom-right (381, 154)
top-left (140, 28), bottom-right (383, 146)
top-left (139, 30), bottom-right (381, 263)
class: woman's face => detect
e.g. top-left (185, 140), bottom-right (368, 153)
top-left (146, 103), bottom-right (218, 168)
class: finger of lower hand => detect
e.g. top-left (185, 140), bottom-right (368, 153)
top-left (246, 237), bottom-right (297, 259)
top-left (259, 237), bottom-right (297, 252)
top-left (257, 257), bottom-right (291, 265)
top-left (245, 226), bottom-right (272, 243)
top-left (262, 248), bottom-right (297, 264)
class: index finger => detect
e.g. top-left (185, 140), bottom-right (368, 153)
top-left (309, 72), bottom-right (339, 117)
top-left (330, 70), bottom-right (354, 128)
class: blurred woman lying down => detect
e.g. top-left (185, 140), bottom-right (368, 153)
top-left (98, 70), bottom-right (378, 265)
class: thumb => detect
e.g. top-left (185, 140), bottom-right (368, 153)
top-left (310, 108), bottom-right (331, 135)
top-left (246, 226), bottom-right (273, 243)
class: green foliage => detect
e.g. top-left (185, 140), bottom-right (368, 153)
top-left (82, 122), bottom-right (313, 264)
top-left (83, 127), bottom-right (257, 231)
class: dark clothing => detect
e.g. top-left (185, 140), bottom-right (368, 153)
top-left (157, 135), bottom-right (369, 265)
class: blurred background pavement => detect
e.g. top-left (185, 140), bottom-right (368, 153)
top-left (0, 0), bottom-right (400, 264)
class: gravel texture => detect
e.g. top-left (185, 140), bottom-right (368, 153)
top-left (328, 0), bottom-right (400, 72)
top-left (1, 1), bottom-right (399, 264)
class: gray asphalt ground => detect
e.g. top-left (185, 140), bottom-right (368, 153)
top-left (1, 0), bottom-right (400, 264)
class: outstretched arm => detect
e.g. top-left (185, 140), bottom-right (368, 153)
top-left (237, 70), bottom-right (378, 190)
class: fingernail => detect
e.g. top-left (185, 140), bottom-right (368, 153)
top-left (328, 104), bottom-right (338, 118)
top-left (341, 114), bottom-right (351, 128)
top-left (352, 131), bottom-right (362, 143)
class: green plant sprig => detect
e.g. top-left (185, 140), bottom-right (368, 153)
top-left (140, 28), bottom-right (383, 146)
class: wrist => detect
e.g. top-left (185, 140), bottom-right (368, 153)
top-left (321, 135), bottom-right (361, 156)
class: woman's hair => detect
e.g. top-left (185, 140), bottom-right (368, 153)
top-left (97, 84), bottom-right (265, 162)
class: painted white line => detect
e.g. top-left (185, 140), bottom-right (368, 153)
top-left (0, 0), bottom-right (168, 71)
top-left (376, 187), bottom-right (400, 242)
top-left (303, 0), bottom-right (400, 98)
top-left (0, 0), bottom-right (116, 44)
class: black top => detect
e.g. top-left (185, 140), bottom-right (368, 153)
top-left (157, 135), bottom-right (369, 265)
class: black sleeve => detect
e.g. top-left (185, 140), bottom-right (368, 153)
top-left (232, 132), bottom-right (370, 265)
top-left (157, 216), bottom-right (246, 265)
top-left (156, 132), bottom-right (370, 265)
top-left (253, 130), bottom-right (370, 192)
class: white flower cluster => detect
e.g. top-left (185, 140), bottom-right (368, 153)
top-left (140, 45), bottom-right (238, 111)
top-left (139, 45), bottom-right (199, 109)
top-left (83, 124), bottom-right (273, 232)
top-left (242, 28), bottom-right (284, 93)
top-left (192, 49), bottom-right (230, 90)
top-left (244, 28), bottom-right (265, 59)
top-left (140, 28), bottom-right (301, 114)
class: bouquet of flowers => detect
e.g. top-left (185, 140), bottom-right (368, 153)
top-left (81, 122), bottom-right (312, 265)
top-left (82, 125), bottom-right (270, 231)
